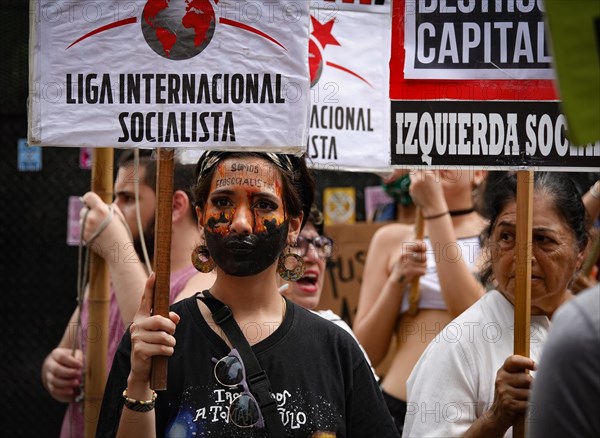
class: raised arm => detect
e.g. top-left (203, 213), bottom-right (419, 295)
top-left (354, 225), bottom-right (427, 366)
top-left (582, 180), bottom-right (600, 222)
top-left (410, 171), bottom-right (485, 317)
top-left (422, 213), bottom-right (485, 316)
top-left (82, 192), bottom-right (148, 326)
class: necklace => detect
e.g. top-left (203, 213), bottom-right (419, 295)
top-left (449, 207), bottom-right (475, 217)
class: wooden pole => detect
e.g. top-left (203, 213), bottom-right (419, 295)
top-left (84, 147), bottom-right (114, 438)
top-left (513, 169), bottom-right (534, 438)
top-left (407, 207), bottom-right (425, 316)
top-left (150, 148), bottom-right (174, 390)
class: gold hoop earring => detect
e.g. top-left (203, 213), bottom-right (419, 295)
top-left (277, 247), bottom-right (305, 282)
top-left (191, 245), bottom-right (216, 273)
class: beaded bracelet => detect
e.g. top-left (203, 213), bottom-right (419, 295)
top-left (423, 211), bottom-right (449, 220)
top-left (122, 389), bottom-right (157, 412)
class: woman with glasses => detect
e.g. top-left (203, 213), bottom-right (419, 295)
top-left (97, 152), bottom-right (399, 437)
top-left (354, 169), bottom-right (488, 434)
top-left (279, 204), bottom-right (333, 310)
top-left (279, 204), bottom-right (378, 380)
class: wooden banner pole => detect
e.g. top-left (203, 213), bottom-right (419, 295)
top-left (150, 147), bottom-right (174, 390)
top-left (407, 207), bottom-right (425, 316)
top-left (513, 169), bottom-right (534, 438)
top-left (84, 147), bottom-right (114, 438)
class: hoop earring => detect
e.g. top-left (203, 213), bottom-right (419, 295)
top-left (277, 247), bottom-right (305, 282)
top-left (191, 245), bottom-right (216, 273)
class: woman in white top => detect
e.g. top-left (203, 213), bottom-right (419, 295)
top-left (354, 169), bottom-right (487, 433)
top-left (403, 172), bottom-right (590, 437)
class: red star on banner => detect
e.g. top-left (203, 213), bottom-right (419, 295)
top-left (310, 16), bottom-right (341, 50)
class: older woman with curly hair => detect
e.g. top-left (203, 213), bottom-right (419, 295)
top-left (403, 172), bottom-right (590, 437)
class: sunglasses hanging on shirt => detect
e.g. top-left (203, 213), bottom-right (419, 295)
top-left (197, 291), bottom-right (286, 434)
top-left (213, 348), bottom-right (264, 428)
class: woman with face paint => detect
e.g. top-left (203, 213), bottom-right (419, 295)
top-left (403, 172), bottom-right (591, 437)
top-left (97, 152), bottom-right (399, 437)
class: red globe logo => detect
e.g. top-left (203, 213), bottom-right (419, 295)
top-left (66, 2), bottom-right (287, 61)
top-left (141, 0), bottom-right (216, 60)
top-left (309, 15), bottom-right (373, 89)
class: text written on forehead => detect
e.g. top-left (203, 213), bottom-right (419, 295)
top-left (215, 177), bottom-right (275, 192)
top-left (228, 161), bottom-right (277, 178)
top-left (231, 163), bottom-right (259, 173)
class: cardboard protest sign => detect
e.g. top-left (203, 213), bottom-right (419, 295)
top-left (29, 0), bottom-right (309, 152)
top-left (307, 1), bottom-right (391, 171)
top-left (319, 221), bottom-right (395, 376)
top-left (391, 0), bottom-right (600, 169)
top-left (318, 222), bottom-right (386, 327)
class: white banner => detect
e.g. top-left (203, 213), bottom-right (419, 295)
top-left (29, 0), bottom-right (310, 152)
top-left (404, 0), bottom-right (555, 80)
top-left (307, 5), bottom-right (391, 171)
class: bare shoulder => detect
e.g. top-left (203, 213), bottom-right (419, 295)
top-left (371, 222), bottom-right (413, 244)
top-left (173, 272), bottom-right (216, 302)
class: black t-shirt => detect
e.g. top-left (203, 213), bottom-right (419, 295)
top-left (97, 296), bottom-right (399, 437)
